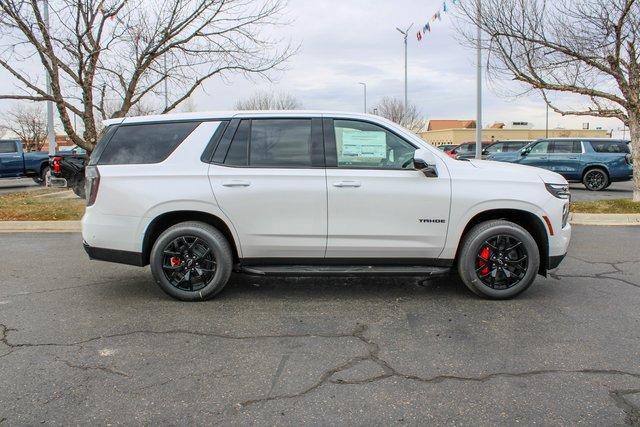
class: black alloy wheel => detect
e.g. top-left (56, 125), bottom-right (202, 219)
top-left (161, 236), bottom-right (217, 292)
top-left (583, 169), bottom-right (608, 191)
top-left (475, 235), bottom-right (528, 290)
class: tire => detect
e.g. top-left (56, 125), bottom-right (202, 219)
top-left (457, 220), bottom-right (540, 299)
top-left (150, 221), bottom-right (233, 301)
top-left (582, 168), bottom-right (609, 191)
top-left (72, 180), bottom-right (86, 199)
top-left (33, 166), bottom-right (50, 186)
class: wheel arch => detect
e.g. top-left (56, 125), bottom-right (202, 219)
top-left (142, 210), bottom-right (240, 265)
top-left (581, 163), bottom-right (610, 179)
top-left (455, 208), bottom-right (549, 276)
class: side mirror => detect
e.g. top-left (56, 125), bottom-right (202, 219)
top-left (521, 149), bottom-right (529, 157)
top-left (413, 148), bottom-right (438, 178)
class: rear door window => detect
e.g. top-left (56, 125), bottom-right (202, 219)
top-left (98, 121), bottom-right (200, 165)
top-left (551, 141), bottom-right (581, 154)
top-left (589, 140), bottom-right (630, 154)
top-left (0, 141), bottom-right (18, 153)
top-left (249, 119), bottom-right (312, 167)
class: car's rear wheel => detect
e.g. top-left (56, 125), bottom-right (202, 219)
top-left (583, 168), bottom-right (609, 191)
top-left (150, 221), bottom-right (233, 301)
top-left (33, 166), bottom-right (51, 186)
top-left (457, 220), bottom-right (540, 299)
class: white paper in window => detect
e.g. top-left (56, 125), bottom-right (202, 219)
top-left (340, 129), bottom-right (386, 160)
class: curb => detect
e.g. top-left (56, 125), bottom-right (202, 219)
top-left (1, 214), bottom-right (640, 232)
top-left (0, 221), bottom-right (81, 233)
top-left (569, 213), bottom-right (640, 226)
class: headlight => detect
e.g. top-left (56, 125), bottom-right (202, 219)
top-left (545, 183), bottom-right (570, 200)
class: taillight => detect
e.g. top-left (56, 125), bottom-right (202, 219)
top-left (52, 156), bottom-right (62, 174)
top-left (85, 166), bottom-right (100, 206)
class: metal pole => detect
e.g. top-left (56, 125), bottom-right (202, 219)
top-left (359, 82), bottom-right (367, 113)
top-left (545, 103), bottom-right (549, 138)
top-left (43, 0), bottom-right (55, 173)
top-left (475, 0), bottom-right (483, 160)
top-left (164, 55), bottom-right (169, 112)
top-left (404, 33), bottom-right (408, 109)
top-left (396, 24), bottom-right (413, 110)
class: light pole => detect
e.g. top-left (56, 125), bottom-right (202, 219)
top-left (43, 0), bottom-right (55, 178)
top-left (545, 102), bottom-right (549, 138)
top-left (358, 82), bottom-right (367, 113)
top-left (164, 55), bottom-right (169, 112)
top-left (396, 24), bottom-right (413, 109)
top-left (475, 1), bottom-right (483, 159)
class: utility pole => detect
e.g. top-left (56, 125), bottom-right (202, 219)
top-left (43, 0), bottom-right (55, 183)
top-left (396, 24), bottom-right (413, 110)
top-left (475, 0), bottom-right (483, 160)
top-left (358, 82), bottom-right (367, 113)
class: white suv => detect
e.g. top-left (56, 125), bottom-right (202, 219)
top-left (82, 111), bottom-right (571, 301)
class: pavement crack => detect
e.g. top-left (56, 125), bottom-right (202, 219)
top-left (237, 323), bottom-right (640, 410)
top-left (0, 277), bottom-right (130, 298)
top-left (609, 389), bottom-right (640, 425)
top-left (62, 359), bottom-right (131, 378)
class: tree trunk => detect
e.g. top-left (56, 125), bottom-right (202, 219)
top-left (630, 111), bottom-right (640, 202)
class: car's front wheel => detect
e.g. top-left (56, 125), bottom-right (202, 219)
top-left (457, 220), bottom-right (540, 299)
top-left (150, 221), bottom-right (233, 301)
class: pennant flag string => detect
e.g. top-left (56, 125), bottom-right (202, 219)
top-left (416, 0), bottom-right (460, 42)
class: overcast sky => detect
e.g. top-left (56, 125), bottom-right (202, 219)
top-left (0, 0), bottom-right (627, 133)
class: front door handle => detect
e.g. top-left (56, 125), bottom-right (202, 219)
top-left (333, 181), bottom-right (361, 188)
top-left (222, 180), bottom-right (251, 187)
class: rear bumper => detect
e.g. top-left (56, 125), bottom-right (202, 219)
top-left (83, 242), bottom-right (145, 266)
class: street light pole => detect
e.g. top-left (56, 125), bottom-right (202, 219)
top-left (396, 24), bottom-right (413, 110)
top-left (545, 103), bottom-right (549, 138)
top-left (43, 0), bottom-right (55, 176)
top-left (475, 0), bottom-right (483, 160)
top-left (358, 82), bottom-right (367, 113)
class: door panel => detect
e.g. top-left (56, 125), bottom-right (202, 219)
top-left (208, 118), bottom-right (327, 259)
top-left (210, 167), bottom-right (327, 258)
top-left (0, 141), bottom-right (22, 177)
top-left (326, 169), bottom-right (450, 258)
top-left (324, 118), bottom-right (450, 259)
top-left (519, 140), bottom-right (550, 168)
top-left (547, 140), bottom-right (582, 179)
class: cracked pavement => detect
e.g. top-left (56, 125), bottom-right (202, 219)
top-left (1, 227), bottom-right (639, 425)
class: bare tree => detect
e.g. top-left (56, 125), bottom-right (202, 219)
top-left (235, 91), bottom-right (302, 110)
top-left (1, 105), bottom-right (47, 151)
top-left (371, 97), bottom-right (426, 133)
top-left (0, 0), bottom-right (295, 152)
top-left (456, 0), bottom-right (640, 200)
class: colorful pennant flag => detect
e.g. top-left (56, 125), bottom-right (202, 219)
top-left (423, 22), bottom-right (431, 33)
top-left (443, 2), bottom-right (448, 12)
top-left (417, 31), bottom-right (423, 41)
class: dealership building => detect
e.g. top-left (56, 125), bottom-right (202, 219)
top-left (420, 120), bottom-right (611, 147)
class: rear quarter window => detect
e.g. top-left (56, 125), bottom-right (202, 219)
top-left (97, 122), bottom-right (200, 165)
top-left (589, 141), bottom-right (630, 154)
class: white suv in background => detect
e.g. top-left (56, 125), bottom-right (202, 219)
top-left (82, 111), bottom-right (571, 301)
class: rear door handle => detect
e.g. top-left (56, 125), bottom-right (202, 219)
top-left (222, 180), bottom-right (251, 187)
top-left (567, 156), bottom-right (579, 159)
top-left (333, 181), bottom-right (361, 188)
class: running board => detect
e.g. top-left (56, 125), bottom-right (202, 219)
top-left (238, 265), bottom-right (451, 277)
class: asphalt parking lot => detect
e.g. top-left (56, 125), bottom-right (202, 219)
top-left (1, 226), bottom-right (639, 425)
top-left (570, 180), bottom-right (634, 202)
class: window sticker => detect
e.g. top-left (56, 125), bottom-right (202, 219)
top-left (339, 129), bottom-right (387, 160)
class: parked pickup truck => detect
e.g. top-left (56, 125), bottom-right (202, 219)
top-left (51, 145), bottom-right (88, 197)
top-left (0, 139), bottom-right (50, 184)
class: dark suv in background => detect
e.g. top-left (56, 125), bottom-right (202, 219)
top-left (488, 138), bottom-right (632, 191)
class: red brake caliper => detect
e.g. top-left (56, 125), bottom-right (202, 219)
top-left (478, 246), bottom-right (491, 276)
top-left (170, 256), bottom-right (182, 267)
